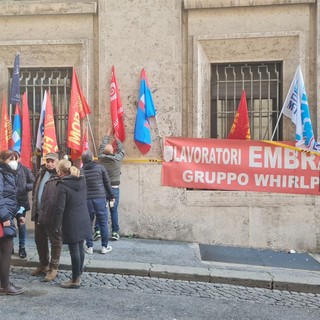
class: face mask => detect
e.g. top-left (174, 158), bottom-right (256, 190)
top-left (8, 160), bottom-right (18, 171)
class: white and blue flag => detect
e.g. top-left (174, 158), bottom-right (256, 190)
top-left (282, 65), bottom-right (320, 151)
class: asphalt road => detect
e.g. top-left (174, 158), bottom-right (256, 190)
top-left (0, 267), bottom-right (319, 320)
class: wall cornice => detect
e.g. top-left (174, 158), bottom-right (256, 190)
top-left (0, 1), bottom-right (97, 16)
top-left (184, 0), bottom-right (315, 9)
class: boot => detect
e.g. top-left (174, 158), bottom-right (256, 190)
top-left (0, 283), bottom-right (25, 295)
top-left (44, 269), bottom-right (58, 282)
top-left (31, 265), bottom-right (49, 276)
top-left (60, 277), bottom-right (81, 289)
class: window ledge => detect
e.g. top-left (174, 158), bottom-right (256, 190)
top-left (0, 1), bottom-right (97, 17)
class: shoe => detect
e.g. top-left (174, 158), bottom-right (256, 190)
top-left (93, 231), bottom-right (101, 241)
top-left (19, 247), bottom-right (27, 259)
top-left (31, 265), bottom-right (49, 276)
top-left (101, 245), bottom-right (112, 254)
top-left (85, 246), bottom-right (93, 254)
top-left (111, 232), bottom-right (120, 241)
top-left (12, 248), bottom-right (14, 255)
top-left (60, 277), bottom-right (81, 289)
top-left (44, 269), bottom-right (58, 282)
top-left (0, 283), bottom-right (25, 296)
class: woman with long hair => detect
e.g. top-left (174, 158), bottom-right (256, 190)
top-left (52, 159), bottom-right (91, 288)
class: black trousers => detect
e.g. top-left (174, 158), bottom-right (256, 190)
top-left (0, 237), bottom-right (13, 288)
top-left (68, 240), bottom-right (85, 280)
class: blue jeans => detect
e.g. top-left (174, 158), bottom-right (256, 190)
top-left (16, 214), bottom-right (26, 248)
top-left (86, 198), bottom-right (109, 248)
top-left (95, 187), bottom-right (120, 234)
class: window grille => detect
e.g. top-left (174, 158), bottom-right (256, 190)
top-left (211, 62), bottom-right (282, 140)
top-left (9, 68), bottom-right (72, 156)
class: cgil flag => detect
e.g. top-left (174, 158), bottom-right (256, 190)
top-left (0, 97), bottom-right (12, 151)
top-left (134, 68), bottom-right (157, 155)
top-left (20, 92), bottom-right (33, 169)
top-left (82, 124), bottom-right (89, 152)
top-left (281, 65), bottom-right (320, 151)
top-left (42, 91), bottom-right (58, 156)
top-left (12, 104), bottom-right (22, 152)
top-left (110, 65), bottom-right (125, 143)
top-left (36, 91), bottom-right (47, 151)
top-left (227, 90), bottom-right (251, 140)
top-left (10, 54), bottom-right (20, 106)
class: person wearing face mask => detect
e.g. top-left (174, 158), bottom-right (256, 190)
top-left (12, 151), bottom-right (35, 259)
top-left (0, 150), bottom-right (25, 295)
top-left (30, 152), bottom-right (62, 282)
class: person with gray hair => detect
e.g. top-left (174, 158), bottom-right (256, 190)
top-left (81, 150), bottom-right (114, 254)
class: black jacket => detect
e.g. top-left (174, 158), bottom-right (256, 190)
top-left (15, 162), bottom-right (35, 212)
top-left (0, 162), bottom-right (20, 238)
top-left (81, 161), bottom-right (114, 200)
top-left (52, 175), bottom-right (91, 244)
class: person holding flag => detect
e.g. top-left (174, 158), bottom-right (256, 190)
top-left (97, 127), bottom-right (125, 241)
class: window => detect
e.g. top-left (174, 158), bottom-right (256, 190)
top-left (9, 67), bottom-right (72, 155)
top-left (211, 62), bottom-right (282, 140)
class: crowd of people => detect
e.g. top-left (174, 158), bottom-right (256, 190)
top-left (0, 131), bottom-right (124, 294)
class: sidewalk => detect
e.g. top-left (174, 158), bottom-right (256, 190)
top-left (11, 231), bottom-right (320, 294)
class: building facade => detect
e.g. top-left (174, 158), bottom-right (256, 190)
top-left (0, 0), bottom-right (319, 251)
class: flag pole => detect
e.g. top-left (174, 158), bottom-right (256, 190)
top-left (270, 108), bottom-right (284, 141)
top-left (154, 114), bottom-right (163, 154)
top-left (86, 115), bottom-right (98, 156)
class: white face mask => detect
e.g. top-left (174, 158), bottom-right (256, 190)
top-left (8, 160), bottom-right (18, 171)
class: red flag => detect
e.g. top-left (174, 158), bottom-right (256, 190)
top-left (68, 70), bottom-right (84, 161)
top-left (71, 68), bottom-right (91, 119)
top-left (20, 92), bottom-right (32, 169)
top-left (110, 65), bottom-right (125, 143)
top-left (0, 97), bottom-right (12, 150)
top-left (227, 90), bottom-right (251, 140)
top-left (42, 91), bottom-right (58, 156)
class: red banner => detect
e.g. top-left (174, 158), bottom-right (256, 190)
top-left (162, 137), bottom-right (320, 195)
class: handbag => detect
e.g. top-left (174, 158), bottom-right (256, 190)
top-left (0, 223), bottom-right (4, 238)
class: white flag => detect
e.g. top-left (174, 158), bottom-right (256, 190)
top-left (281, 66), bottom-right (320, 151)
top-left (36, 90), bottom-right (47, 150)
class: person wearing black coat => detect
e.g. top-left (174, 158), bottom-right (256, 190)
top-left (81, 150), bottom-right (114, 255)
top-left (13, 151), bottom-right (35, 258)
top-left (52, 159), bottom-right (91, 289)
top-left (0, 150), bottom-right (25, 295)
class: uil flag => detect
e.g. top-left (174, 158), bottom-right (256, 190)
top-left (71, 68), bottom-right (92, 119)
top-left (12, 104), bottom-right (22, 152)
top-left (281, 66), bottom-right (320, 151)
top-left (42, 91), bottom-right (58, 156)
top-left (227, 90), bottom-right (251, 140)
top-left (0, 97), bottom-right (12, 150)
top-left (134, 68), bottom-right (156, 155)
top-left (110, 65), bottom-right (125, 143)
top-left (20, 92), bottom-right (32, 169)
top-left (36, 91), bottom-right (47, 151)
top-left (10, 54), bottom-right (20, 106)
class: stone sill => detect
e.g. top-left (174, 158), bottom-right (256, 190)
top-left (184, 0), bottom-right (315, 10)
top-left (0, 1), bottom-right (97, 16)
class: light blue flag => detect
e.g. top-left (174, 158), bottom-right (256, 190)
top-left (281, 66), bottom-right (320, 151)
top-left (12, 104), bottom-right (22, 152)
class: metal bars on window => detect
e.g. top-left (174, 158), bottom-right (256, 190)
top-left (9, 68), bottom-right (72, 154)
top-left (211, 62), bottom-right (282, 140)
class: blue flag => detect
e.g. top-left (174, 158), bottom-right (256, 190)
top-left (10, 54), bottom-right (20, 106)
top-left (12, 104), bottom-right (22, 152)
top-left (281, 66), bottom-right (320, 151)
top-left (134, 69), bottom-right (156, 154)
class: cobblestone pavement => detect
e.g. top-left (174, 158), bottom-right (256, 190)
top-left (10, 267), bottom-right (320, 310)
